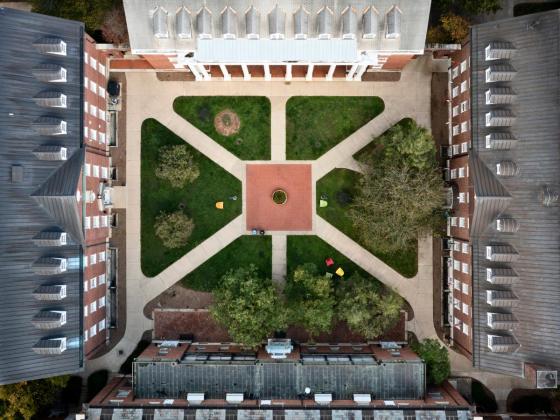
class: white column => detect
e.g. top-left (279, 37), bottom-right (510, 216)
top-left (346, 64), bottom-right (359, 81)
top-left (354, 64), bottom-right (368, 81)
top-left (306, 64), bottom-right (314, 81)
top-left (219, 64), bottom-right (231, 81)
top-left (326, 64), bottom-right (336, 81)
top-left (264, 64), bottom-right (272, 81)
top-left (197, 64), bottom-right (211, 81)
top-left (285, 64), bottom-right (292, 81)
top-left (241, 64), bottom-right (251, 81)
top-left (187, 63), bottom-right (203, 81)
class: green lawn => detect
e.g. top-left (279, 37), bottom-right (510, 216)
top-left (287, 235), bottom-right (382, 292)
top-left (181, 236), bottom-right (272, 292)
top-left (286, 96), bottom-right (384, 160)
top-left (317, 169), bottom-right (418, 278)
top-left (173, 96), bottom-right (271, 160)
top-left (141, 118), bottom-right (242, 277)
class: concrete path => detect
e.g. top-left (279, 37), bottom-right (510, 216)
top-left (91, 55), bottom-right (521, 399)
top-left (270, 97), bottom-right (288, 161)
top-left (271, 235), bottom-right (287, 287)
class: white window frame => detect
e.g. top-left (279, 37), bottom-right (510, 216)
top-left (93, 165), bottom-right (100, 178)
top-left (89, 56), bottom-right (97, 69)
top-left (84, 216), bottom-right (91, 230)
top-left (460, 80), bottom-right (468, 93)
top-left (461, 121), bottom-right (469, 133)
top-left (90, 301), bottom-right (97, 314)
top-left (90, 129), bottom-right (97, 142)
top-left (84, 306), bottom-right (88, 317)
top-left (460, 100), bottom-right (469, 113)
top-left (99, 251), bottom-right (106, 262)
top-left (452, 125), bottom-right (460, 136)
top-left (453, 259), bottom-right (461, 271)
top-left (459, 217), bottom-right (466, 228)
top-left (99, 110), bottom-right (106, 121)
top-left (450, 217), bottom-right (457, 227)
top-left (90, 276), bottom-right (97, 289)
top-left (452, 106), bottom-right (459, 117)
top-left (454, 279), bottom-right (461, 290)
top-left (453, 241), bottom-right (460, 252)
top-left (99, 132), bottom-right (106, 144)
top-left (99, 86), bottom-right (106, 99)
top-left (93, 216), bottom-right (100, 229)
top-left (452, 144), bottom-right (460, 156)
top-left (99, 296), bottom-right (106, 308)
top-left (99, 319), bottom-right (106, 331)
top-left (99, 273), bottom-right (106, 285)
top-left (90, 253), bottom-right (97, 265)
top-left (98, 63), bottom-right (106, 75)
top-left (90, 104), bottom-right (97, 118)
top-left (89, 80), bottom-right (97, 94)
top-left (454, 298), bottom-right (460, 310)
top-left (101, 167), bottom-right (109, 179)
top-left (462, 243), bottom-right (469, 254)
top-left (84, 330), bottom-right (89, 342)
top-left (101, 215), bottom-right (109, 227)
top-left (84, 280), bottom-right (88, 292)
top-left (462, 302), bottom-right (469, 315)
top-left (462, 263), bottom-right (469, 274)
top-left (458, 192), bottom-right (466, 203)
top-left (452, 86), bottom-right (459, 98)
top-left (84, 126), bottom-right (89, 139)
top-left (90, 324), bottom-right (97, 337)
top-left (450, 169), bottom-right (457, 179)
top-left (452, 66), bottom-right (459, 79)
top-left (85, 163), bottom-right (91, 177)
top-left (460, 60), bottom-right (468, 73)
top-left (461, 142), bottom-right (468, 153)
top-left (462, 323), bottom-right (469, 336)
top-left (458, 167), bottom-right (465, 178)
top-left (462, 283), bottom-right (469, 295)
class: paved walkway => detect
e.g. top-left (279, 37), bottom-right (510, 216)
top-left (90, 56), bottom-right (528, 404)
top-left (271, 235), bottom-right (287, 287)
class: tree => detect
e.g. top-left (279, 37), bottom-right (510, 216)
top-left (31, 0), bottom-right (116, 34)
top-left (411, 339), bottom-right (451, 385)
top-left (376, 119), bottom-right (437, 172)
top-left (440, 14), bottom-right (470, 43)
top-left (101, 5), bottom-right (129, 44)
top-left (154, 211), bottom-right (194, 249)
top-left (350, 163), bottom-right (444, 253)
top-left (0, 376), bottom-right (70, 419)
top-left (155, 145), bottom-right (200, 188)
top-left (351, 120), bottom-right (445, 253)
top-left (210, 266), bottom-right (287, 347)
top-left (461, 0), bottom-right (501, 14)
top-left (338, 274), bottom-right (403, 339)
top-left (285, 264), bottom-right (335, 338)
top-left (426, 26), bottom-right (451, 44)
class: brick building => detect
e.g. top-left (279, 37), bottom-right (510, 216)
top-left (118, 0), bottom-right (431, 78)
top-left (443, 10), bottom-right (560, 386)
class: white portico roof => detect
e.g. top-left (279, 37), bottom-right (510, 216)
top-left (123, 0), bottom-right (431, 58)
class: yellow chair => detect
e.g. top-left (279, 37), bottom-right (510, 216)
top-left (335, 267), bottom-right (344, 277)
top-left (215, 201), bottom-right (224, 210)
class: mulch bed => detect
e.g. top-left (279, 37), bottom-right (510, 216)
top-left (214, 109), bottom-right (240, 136)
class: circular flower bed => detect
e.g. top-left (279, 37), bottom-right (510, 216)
top-left (272, 189), bottom-right (288, 205)
top-left (214, 109), bottom-right (241, 136)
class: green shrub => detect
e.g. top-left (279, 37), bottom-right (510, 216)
top-left (154, 211), bottom-right (194, 249)
top-left (155, 145), bottom-right (200, 188)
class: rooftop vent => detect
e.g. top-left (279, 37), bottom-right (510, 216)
top-left (32, 257), bottom-right (67, 275)
top-left (226, 393), bottom-right (244, 404)
top-left (485, 110), bottom-right (515, 127)
top-left (32, 64), bottom-right (67, 83)
top-left (11, 165), bottom-right (23, 183)
top-left (485, 87), bottom-right (516, 105)
top-left (293, 5), bottom-right (309, 39)
top-left (33, 145), bottom-right (68, 160)
top-left (541, 185), bottom-right (559, 207)
top-left (187, 393), bottom-right (205, 404)
top-left (316, 6), bottom-right (334, 39)
top-left (486, 267), bottom-right (518, 285)
top-left (197, 6), bottom-right (213, 39)
top-left (268, 4), bottom-right (286, 40)
top-left (537, 370), bottom-right (558, 389)
top-left (265, 338), bottom-right (293, 359)
top-left (353, 394), bottom-right (372, 405)
top-left (32, 337), bottom-right (67, 355)
top-left (221, 6), bottom-right (237, 39)
top-left (486, 290), bottom-right (519, 307)
top-left (245, 5), bottom-right (260, 39)
top-left (152, 6), bottom-right (169, 38)
top-left (315, 393), bottom-right (332, 405)
top-left (485, 64), bottom-right (516, 83)
top-left (341, 6), bottom-right (358, 39)
top-left (176, 6), bottom-right (192, 39)
top-left (32, 310), bottom-right (67, 330)
top-left (487, 312), bottom-right (518, 330)
top-left (496, 160), bottom-right (519, 177)
top-left (487, 334), bottom-right (519, 353)
top-left (362, 6), bottom-right (379, 39)
top-left (33, 91), bottom-right (67, 108)
top-left (32, 118), bottom-right (67, 136)
top-left (485, 132), bottom-right (517, 150)
top-left (486, 244), bottom-right (519, 262)
top-left (485, 41), bottom-right (515, 61)
top-left (386, 5), bottom-right (402, 39)
top-left (496, 218), bottom-right (519, 233)
top-left (33, 37), bottom-right (67, 56)
top-left (33, 284), bottom-right (67, 301)
top-left (33, 231), bottom-right (68, 247)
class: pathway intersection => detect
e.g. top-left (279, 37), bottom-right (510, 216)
top-left (87, 57), bottom-right (528, 408)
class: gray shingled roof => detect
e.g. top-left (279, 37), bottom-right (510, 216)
top-left (471, 10), bottom-right (560, 376)
top-left (0, 7), bottom-right (84, 384)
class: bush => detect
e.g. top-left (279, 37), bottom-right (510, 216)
top-left (441, 13), bottom-right (470, 43)
top-left (411, 338), bottom-right (451, 385)
top-left (155, 145), bottom-right (200, 188)
top-left (154, 211), bottom-right (194, 249)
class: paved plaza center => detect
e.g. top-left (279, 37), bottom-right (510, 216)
top-left (246, 164), bottom-right (312, 231)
